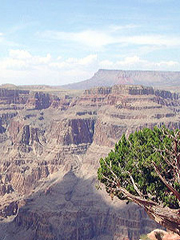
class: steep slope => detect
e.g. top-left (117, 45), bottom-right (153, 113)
top-left (61, 69), bottom-right (180, 90)
top-left (0, 84), bottom-right (180, 239)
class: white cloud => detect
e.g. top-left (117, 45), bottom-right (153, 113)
top-left (33, 54), bottom-right (51, 64)
top-left (67, 54), bottom-right (97, 65)
top-left (156, 60), bottom-right (179, 68)
top-left (41, 30), bottom-right (114, 48)
top-left (49, 54), bottom-right (97, 70)
top-left (39, 28), bottom-right (180, 50)
top-left (99, 55), bottom-right (180, 71)
top-left (49, 61), bottom-right (68, 69)
top-left (122, 35), bottom-right (180, 47)
top-left (1, 58), bottom-right (28, 70)
top-left (99, 60), bottom-right (114, 67)
top-left (78, 54), bottom-right (97, 65)
top-left (0, 50), bottom-right (98, 85)
top-left (1, 50), bottom-right (52, 70)
top-left (57, 56), bottom-right (62, 61)
top-left (0, 49), bottom-right (180, 86)
top-left (71, 30), bottom-right (113, 48)
top-left (9, 49), bottom-right (32, 59)
top-left (109, 24), bottom-right (139, 32)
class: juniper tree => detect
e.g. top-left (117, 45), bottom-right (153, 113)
top-left (98, 126), bottom-right (180, 234)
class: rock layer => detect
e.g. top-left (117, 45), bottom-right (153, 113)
top-left (0, 84), bottom-right (179, 239)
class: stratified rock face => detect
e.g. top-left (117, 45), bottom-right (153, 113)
top-left (62, 69), bottom-right (180, 89)
top-left (0, 84), bottom-right (179, 239)
top-left (50, 118), bottom-right (95, 146)
top-left (1, 171), bottom-right (159, 240)
top-left (0, 88), bottom-right (29, 105)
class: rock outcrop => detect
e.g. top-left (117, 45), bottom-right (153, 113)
top-left (0, 84), bottom-right (179, 239)
top-left (146, 229), bottom-right (180, 240)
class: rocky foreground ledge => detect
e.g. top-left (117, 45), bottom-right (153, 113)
top-left (143, 229), bottom-right (180, 240)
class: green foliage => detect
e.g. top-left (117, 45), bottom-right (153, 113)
top-left (139, 234), bottom-right (151, 240)
top-left (98, 126), bottom-right (180, 208)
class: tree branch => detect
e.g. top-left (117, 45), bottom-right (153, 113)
top-left (153, 162), bottom-right (180, 201)
top-left (128, 172), bottom-right (144, 197)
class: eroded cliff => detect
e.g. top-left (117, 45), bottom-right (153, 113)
top-left (0, 84), bottom-right (179, 239)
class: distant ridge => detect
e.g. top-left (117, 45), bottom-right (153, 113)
top-left (61, 69), bottom-right (180, 90)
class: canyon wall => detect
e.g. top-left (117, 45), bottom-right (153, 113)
top-left (0, 84), bottom-right (179, 239)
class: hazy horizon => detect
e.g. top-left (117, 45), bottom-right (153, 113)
top-left (0, 0), bottom-right (180, 85)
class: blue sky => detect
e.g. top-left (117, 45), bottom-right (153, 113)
top-left (0, 0), bottom-right (180, 85)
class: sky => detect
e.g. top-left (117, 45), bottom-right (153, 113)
top-left (0, 0), bottom-right (180, 85)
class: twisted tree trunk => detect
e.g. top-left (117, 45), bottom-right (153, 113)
top-left (118, 186), bottom-right (180, 234)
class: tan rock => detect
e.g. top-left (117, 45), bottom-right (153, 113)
top-left (0, 84), bottom-right (180, 239)
top-left (147, 229), bottom-right (180, 240)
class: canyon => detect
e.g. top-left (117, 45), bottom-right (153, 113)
top-left (0, 82), bottom-right (180, 239)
